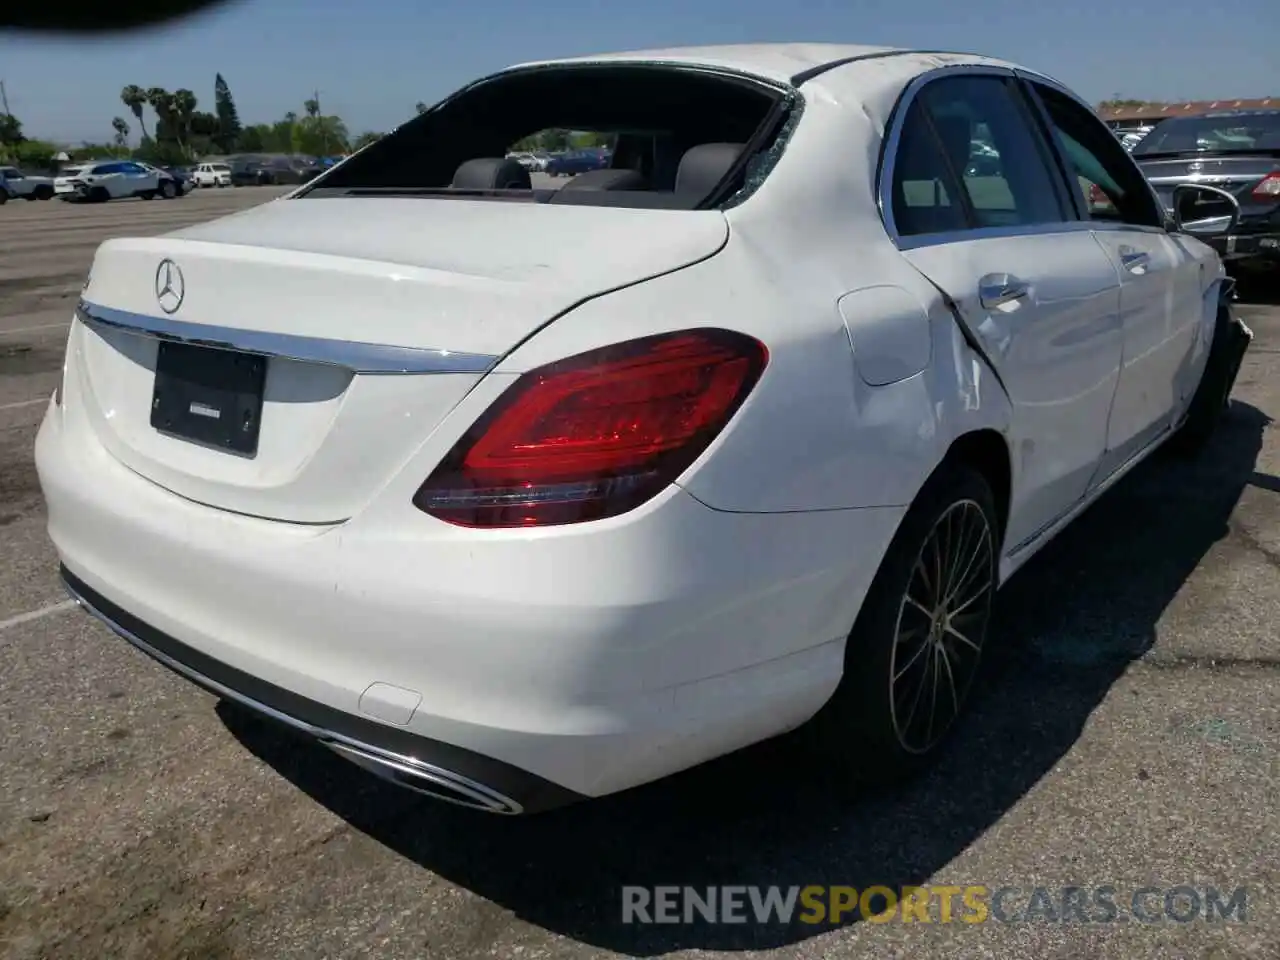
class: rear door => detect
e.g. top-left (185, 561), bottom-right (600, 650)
top-left (89, 163), bottom-right (128, 198)
top-left (119, 161), bottom-right (159, 194)
top-left (883, 68), bottom-right (1124, 551)
top-left (1023, 78), bottom-right (1203, 479)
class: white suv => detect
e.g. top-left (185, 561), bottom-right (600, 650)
top-left (191, 162), bottom-right (232, 188)
top-left (54, 160), bottom-right (181, 202)
top-left (0, 166), bottom-right (56, 200)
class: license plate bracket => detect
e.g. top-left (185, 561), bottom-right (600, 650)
top-left (150, 341), bottom-right (267, 456)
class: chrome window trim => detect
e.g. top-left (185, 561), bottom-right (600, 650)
top-left (77, 300), bottom-right (499, 376)
top-left (876, 63), bottom-right (1086, 250)
top-left (894, 219), bottom-right (1098, 251)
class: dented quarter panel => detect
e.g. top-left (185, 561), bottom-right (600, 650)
top-left (503, 84), bottom-right (1014, 516)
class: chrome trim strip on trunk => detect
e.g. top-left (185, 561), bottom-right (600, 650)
top-left (62, 577), bottom-right (524, 814)
top-left (77, 300), bottom-right (499, 375)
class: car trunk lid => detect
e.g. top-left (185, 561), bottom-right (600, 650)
top-left (73, 197), bottom-right (728, 523)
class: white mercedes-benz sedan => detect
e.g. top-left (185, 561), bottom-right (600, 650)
top-left (35, 43), bottom-right (1252, 815)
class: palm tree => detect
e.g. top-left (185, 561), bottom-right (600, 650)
top-left (120, 85), bottom-right (148, 140)
top-left (145, 87), bottom-right (172, 131)
top-left (111, 116), bottom-right (130, 149)
top-left (303, 98), bottom-right (320, 120)
top-left (170, 88), bottom-right (198, 155)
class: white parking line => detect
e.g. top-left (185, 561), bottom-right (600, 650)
top-left (0, 599), bottom-right (77, 634)
top-left (0, 322), bottom-right (69, 336)
top-left (0, 397), bottom-right (49, 412)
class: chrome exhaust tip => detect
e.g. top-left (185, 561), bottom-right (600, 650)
top-left (324, 741), bottom-right (524, 815)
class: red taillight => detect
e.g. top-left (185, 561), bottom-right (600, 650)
top-left (1088, 183), bottom-right (1113, 207)
top-left (1251, 172), bottom-right (1280, 201)
top-left (413, 328), bottom-right (768, 528)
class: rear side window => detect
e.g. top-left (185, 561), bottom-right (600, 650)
top-left (918, 75), bottom-right (1067, 229)
top-left (889, 99), bottom-right (970, 237)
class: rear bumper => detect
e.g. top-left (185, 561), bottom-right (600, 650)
top-left (35, 393), bottom-right (903, 807)
top-left (62, 566), bottom-right (580, 814)
top-left (1204, 230), bottom-right (1280, 265)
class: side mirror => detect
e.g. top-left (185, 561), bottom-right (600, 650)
top-left (1171, 183), bottom-right (1240, 236)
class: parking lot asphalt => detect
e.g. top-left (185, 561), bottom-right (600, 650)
top-left (0, 187), bottom-right (1277, 959)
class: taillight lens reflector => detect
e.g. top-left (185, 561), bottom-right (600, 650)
top-left (1251, 172), bottom-right (1280, 200)
top-left (413, 328), bottom-right (768, 528)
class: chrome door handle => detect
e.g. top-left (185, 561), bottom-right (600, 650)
top-left (978, 273), bottom-right (1031, 309)
top-left (1119, 246), bottom-right (1151, 272)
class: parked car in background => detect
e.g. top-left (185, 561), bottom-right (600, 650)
top-left (53, 160), bottom-right (182, 202)
top-left (1112, 123), bottom-right (1157, 152)
top-left (544, 148), bottom-right (611, 176)
top-left (1132, 109), bottom-right (1280, 278)
top-left (230, 155), bottom-right (324, 186)
top-left (0, 165), bottom-right (56, 200)
top-left (190, 162), bottom-right (232, 188)
top-left (506, 151), bottom-right (550, 172)
top-left (0, 176), bottom-right (14, 203)
top-left (160, 166), bottom-right (193, 194)
top-left (43, 43), bottom-right (1250, 817)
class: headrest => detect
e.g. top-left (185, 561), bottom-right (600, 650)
top-left (559, 168), bottom-right (648, 192)
top-left (675, 142), bottom-right (744, 197)
top-left (451, 158), bottom-right (532, 190)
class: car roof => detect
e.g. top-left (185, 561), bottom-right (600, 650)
top-left (505, 42), bottom-right (1015, 88)
top-left (511, 43), bottom-right (903, 83)
top-left (1195, 108), bottom-right (1280, 119)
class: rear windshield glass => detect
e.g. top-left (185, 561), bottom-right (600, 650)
top-left (303, 64), bottom-right (792, 210)
top-left (1133, 112), bottom-right (1280, 155)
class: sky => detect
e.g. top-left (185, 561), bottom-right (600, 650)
top-left (1, 0), bottom-right (1276, 145)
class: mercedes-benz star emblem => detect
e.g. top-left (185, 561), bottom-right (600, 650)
top-left (155, 259), bottom-right (185, 314)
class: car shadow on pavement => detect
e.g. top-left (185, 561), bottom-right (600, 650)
top-left (222, 400), bottom-right (1271, 955)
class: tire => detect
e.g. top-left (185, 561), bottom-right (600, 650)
top-left (89, 186), bottom-right (110, 203)
top-left (1165, 303), bottom-right (1250, 458)
top-left (804, 462), bottom-right (1000, 788)
top-left (35, 185), bottom-right (54, 200)
top-left (159, 180), bottom-right (177, 199)
top-left (24, 193), bottom-right (39, 201)
top-left (141, 191), bottom-right (156, 200)
top-left (0, 191), bottom-right (7, 205)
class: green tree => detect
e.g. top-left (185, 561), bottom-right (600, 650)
top-left (111, 116), bottom-right (130, 147)
top-left (352, 131), bottom-right (382, 151)
top-left (120, 85), bottom-right (149, 140)
top-left (415, 101), bottom-right (428, 115)
top-left (146, 87), bottom-right (176, 145)
top-left (239, 124), bottom-right (268, 152)
top-left (271, 114), bottom-right (299, 153)
top-left (303, 98), bottom-right (320, 119)
top-left (170, 88), bottom-right (198, 154)
top-left (213, 73), bottom-right (242, 153)
top-left (297, 114), bottom-right (349, 155)
top-left (13, 139), bottom-right (58, 169)
top-left (0, 112), bottom-right (23, 146)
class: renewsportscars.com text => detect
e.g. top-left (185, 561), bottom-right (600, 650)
top-left (620, 885), bottom-right (1249, 925)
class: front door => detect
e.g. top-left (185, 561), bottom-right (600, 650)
top-left (1023, 79), bottom-right (1204, 479)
